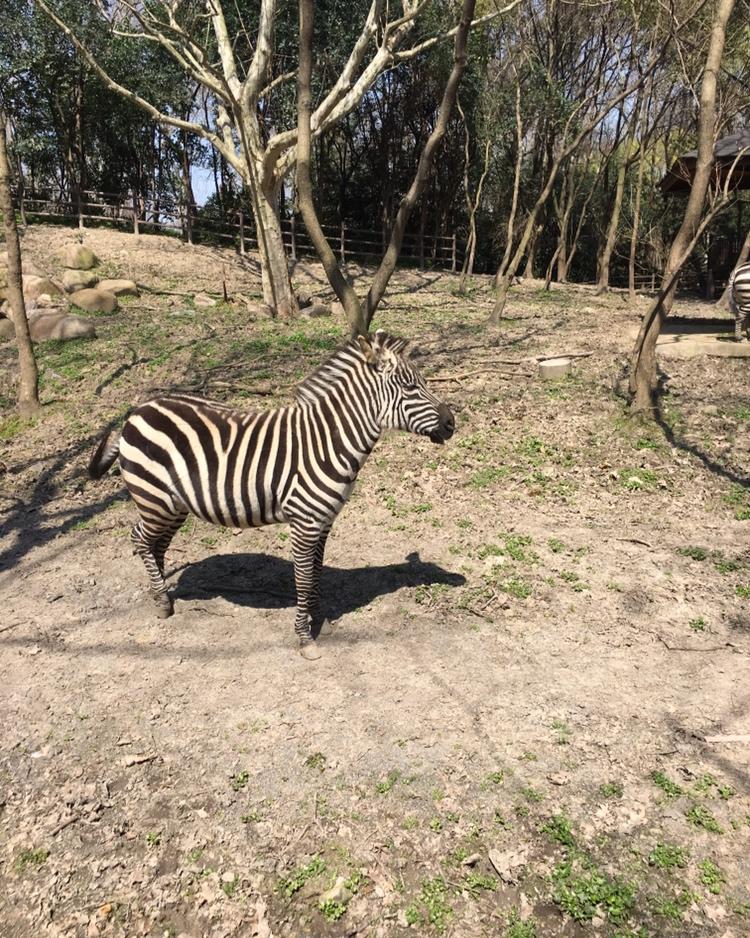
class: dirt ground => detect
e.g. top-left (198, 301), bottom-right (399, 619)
top-left (1, 225), bottom-right (749, 938)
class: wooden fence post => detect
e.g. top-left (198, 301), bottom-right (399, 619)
top-left (290, 214), bottom-right (297, 261)
top-left (238, 209), bottom-right (246, 255)
top-left (340, 221), bottom-right (346, 265)
top-left (131, 193), bottom-right (139, 235)
top-left (451, 232), bottom-right (457, 273)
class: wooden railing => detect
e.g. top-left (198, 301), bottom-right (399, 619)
top-left (16, 187), bottom-right (465, 272)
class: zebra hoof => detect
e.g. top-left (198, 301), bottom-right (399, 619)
top-left (153, 593), bottom-right (174, 618)
top-left (299, 642), bottom-right (322, 661)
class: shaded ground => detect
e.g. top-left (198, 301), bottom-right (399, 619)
top-left (1, 226), bottom-right (749, 938)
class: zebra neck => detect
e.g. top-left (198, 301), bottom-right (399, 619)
top-left (300, 394), bottom-right (382, 470)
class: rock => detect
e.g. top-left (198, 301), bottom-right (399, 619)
top-left (258, 303), bottom-right (275, 318)
top-left (296, 292), bottom-right (313, 309)
top-left (302, 303), bottom-right (331, 318)
top-left (68, 288), bottom-right (118, 313)
top-left (488, 847), bottom-right (528, 884)
top-left (28, 311), bottom-right (97, 341)
top-left (60, 243), bottom-right (98, 269)
top-left (193, 292), bottom-right (217, 308)
top-left (0, 319), bottom-right (15, 340)
top-left (319, 876), bottom-right (352, 905)
top-left (331, 301), bottom-right (345, 317)
top-left (97, 278), bottom-right (139, 297)
top-left (62, 269), bottom-right (99, 293)
top-left (23, 275), bottom-right (63, 301)
top-left (36, 293), bottom-right (58, 308)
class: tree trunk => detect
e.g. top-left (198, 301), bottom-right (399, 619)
top-left (255, 174), bottom-right (298, 319)
top-left (0, 114), bottom-right (39, 415)
top-left (629, 0), bottom-right (736, 411)
top-left (594, 157), bottom-right (628, 294)
top-left (628, 147), bottom-right (647, 300)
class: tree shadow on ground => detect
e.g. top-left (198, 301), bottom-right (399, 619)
top-left (173, 549), bottom-right (465, 623)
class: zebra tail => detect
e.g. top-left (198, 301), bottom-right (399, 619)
top-left (88, 430), bottom-right (121, 479)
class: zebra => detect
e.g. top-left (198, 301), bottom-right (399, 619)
top-left (88, 330), bottom-right (455, 659)
top-left (729, 261), bottom-right (750, 341)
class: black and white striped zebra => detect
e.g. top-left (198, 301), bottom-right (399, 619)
top-left (729, 261), bottom-right (750, 341)
top-left (88, 331), bottom-right (455, 659)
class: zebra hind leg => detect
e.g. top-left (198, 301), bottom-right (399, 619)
top-left (310, 526), bottom-right (332, 638)
top-left (131, 518), bottom-right (181, 618)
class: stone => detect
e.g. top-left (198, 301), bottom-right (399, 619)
top-left (28, 311), bottom-right (96, 342)
top-left (22, 275), bottom-right (63, 301)
top-left (0, 318), bottom-right (15, 340)
top-left (331, 301), bottom-right (345, 317)
top-left (193, 292), bottom-right (217, 308)
top-left (318, 876), bottom-right (352, 906)
top-left (62, 269), bottom-right (99, 293)
top-left (296, 292), bottom-right (313, 309)
top-left (258, 303), bottom-right (275, 318)
top-left (36, 293), bottom-right (58, 308)
top-left (97, 278), bottom-right (139, 297)
top-left (60, 243), bottom-right (98, 270)
top-left (68, 288), bottom-right (118, 313)
top-left (302, 303), bottom-right (331, 318)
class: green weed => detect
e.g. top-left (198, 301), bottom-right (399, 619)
top-left (277, 856), bottom-right (326, 897)
top-left (552, 859), bottom-right (635, 925)
top-left (376, 770), bottom-right (400, 794)
top-left (619, 468), bottom-right (658, 491)
top-left (319, 898), bottom-right (346, 921)
top-left (505, 909), bottom-right (537, 937)
top-left (698, 858), bottom-right (725, 894)
top-left (464, 872), bottom-right (497, 898)
top-left (685, 804), bottom-right (723, 833)
top-left (689, 617), bottom-right (707, 632)
top-left (648, 843), bottom-right (688, 870)
top-left (540, 814), bottom-right (576, 848)
top-left (599, 781), bottom-right (624, 799)
top-left (650, 770), bottom-right (683, 799)
top-left (677, 546), bottom-right (708, 561)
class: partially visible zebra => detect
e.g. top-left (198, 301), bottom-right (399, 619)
top-left (729, 261), bottom-right (750, 341)
top-left (88, 331), bottom-right (455, 659)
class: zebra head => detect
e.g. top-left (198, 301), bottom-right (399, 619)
top-left (357, 331), bottom-right (455, 444)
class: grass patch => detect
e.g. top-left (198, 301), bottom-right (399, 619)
top-left (619, 468), bottom-right (658, 491)
top-left (15, 847), bottom-right (50, 873)
top-left (540, 813), bottom-right (576, 848)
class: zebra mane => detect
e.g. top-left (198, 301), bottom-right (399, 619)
top-left (295, 332), bottom-right (408, 404)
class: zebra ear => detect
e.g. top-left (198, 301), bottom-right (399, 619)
top-left (357, 334), bottom-right (378, 366)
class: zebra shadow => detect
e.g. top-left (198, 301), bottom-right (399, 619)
top-left (172, 550), bottom-right (466, 622)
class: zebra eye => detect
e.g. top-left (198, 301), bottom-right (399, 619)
top-left (404, 381), bottom-right (418, 391)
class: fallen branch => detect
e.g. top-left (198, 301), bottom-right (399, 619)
top-left (430, 368), bottom-right (531, 382)
top-left (704, 734), bottom-right (750, 743)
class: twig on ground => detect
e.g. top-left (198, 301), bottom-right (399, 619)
top-left (704, 734), bottom-right (750, 743)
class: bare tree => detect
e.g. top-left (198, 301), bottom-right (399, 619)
top-left (297, 0), bottom-right (482, 336)
top-left (457, 97), bottom-right (491, 294)
top-left (488, 8), bottom-right (668, 326)
top-left (629, 0), bottom-right (737, 411)
top-left (36, 0), bottom-right (515, 320)
top-left (0, 110), bottom-right (39, 415)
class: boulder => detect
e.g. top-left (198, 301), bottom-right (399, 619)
top-left (28, 311), bottom-right (96, 342)
top-left (97, 278), bottom-right (139, 297)
top-left (60, 244), bottom-right (98, 270)
top-left (68, 288), bottom-right (118, 313)
top-left (0, 318), bottom-right (14, 340)
top-left (331, 301), bottom-right (345, 317)
top-left (302, 303), bottom-right (332, 318)
top-left (62, 269), bottom-right (99, 293)
top-left (296, 292), bottom-right (313, 309)
top-left (23, 275), bottom-right (63, 301)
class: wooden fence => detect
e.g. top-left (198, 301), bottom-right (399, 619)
top-left (16, 188), bottom-right (465, 272)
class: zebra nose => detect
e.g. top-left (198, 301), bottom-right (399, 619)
top-left (438, 404), bottom-right (455, 437)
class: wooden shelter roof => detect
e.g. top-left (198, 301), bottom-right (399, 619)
top-left (660, 129), bottom-right (750, 194)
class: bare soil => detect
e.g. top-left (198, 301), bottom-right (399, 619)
top-left (1, 225), bottom-right (749, 938)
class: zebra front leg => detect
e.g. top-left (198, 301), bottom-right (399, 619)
top-left (131, 520), bottom-right (174, 618)
top-left (310, 525), bottom-right (332, 638)
top-left (290, 521), bottom-right (324, 660)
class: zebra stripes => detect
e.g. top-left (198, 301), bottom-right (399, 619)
top-left (88, 331), bottom-right (454, 658)
top-left (729, 261), bottom-right (750, 341)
